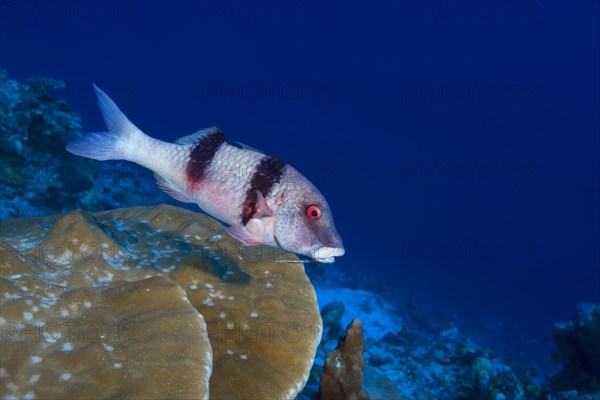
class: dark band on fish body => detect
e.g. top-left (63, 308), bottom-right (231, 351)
top-left (186, 128), bottom-right (226, 184)
top-left (241, 156), bottom-right (287, 225)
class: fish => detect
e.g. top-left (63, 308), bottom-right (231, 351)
top-left (66, 85), bottom-right (344, 263)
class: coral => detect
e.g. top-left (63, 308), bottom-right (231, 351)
top-left (0, 204), bottom-right (322, 399)
top-left (0, 275), bottom-right (212, 399)
top-left (547, 303), bottom-right (600, 395)
top-left (0, 69), bottom-right (90, 219)
top-left (298, 283), bottom-right (543, 400)
top-left (320, 319), bottom-right (369, 400)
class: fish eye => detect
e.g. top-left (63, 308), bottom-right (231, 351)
top-left (306, 204), bottom-right (321, 220)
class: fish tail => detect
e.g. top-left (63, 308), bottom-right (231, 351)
top-left (66, 84), bottom-right (145, 161)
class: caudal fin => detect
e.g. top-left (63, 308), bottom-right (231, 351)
top-left (66, 85), bottom-right (142, 161)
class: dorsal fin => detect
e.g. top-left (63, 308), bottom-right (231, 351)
top-left (154, 173), bottom-right (194, 203)
top-left (234, 142), bottom-right (278, 158)
top-left (175, 127), bottom-right (225, 145)
top-left (235, 142), bottom-right (264, 154)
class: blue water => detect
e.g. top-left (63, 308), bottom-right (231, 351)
top-left (2, 0), bottom-right (599, 375)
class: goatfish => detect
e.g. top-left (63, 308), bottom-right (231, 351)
top-left (66, 86), bottom-right (344, 263)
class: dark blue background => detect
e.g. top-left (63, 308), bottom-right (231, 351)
top-left (2, 1), bottom-right (598, 338)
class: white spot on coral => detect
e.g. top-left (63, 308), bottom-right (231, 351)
top-left (6, 382), bottom-right (17, 391)
top-left (240, 354), bottom-right (248, 360)
top-left (10, 274), bottom-right (22, 279)
top-left (23, 312), bottom-right (33, 321)
top-left (43, 329), bottom-right (61, 343)
top-left (0, 368), bottom-right (7, 377)
top-left (114, 363), bottom-right (122, 368)
top-left (214, 290), bottom-right (225, 299)
top-left (204, 283), bottom-right (213, 289)
top-left (218, 312), bottom-right (226, 319)
top-left (23, 392), bottom-right (35, 400)
top-left (250, 312), bottom-right (258, 318)
top-left (59, 309), bottom-right (69, 317)
top-left (103, 344), bottom-right (114, 352)
top-left (202, 297), bottom-right (215, 306)
top-left (0, 316), bottom-right (6, 324)
top-left (84, 300), bottom-right (92, 308)
top-left (59, 373), bottom-right (71, 381)
top-left (226, 322), bottom-right (234, 330)
top-left (61, 342), bottom-right (73, 352)
top-left (68, 303), bottom-right (79, 312)
top-left (101, 243), bottom-right (109, 248)
top-left (190, 284), bottom-right (198, 290)
top-left (30, 356), bottom-right (42, 364)
top-left (266, 282), bottom-right (273, 288)
top-left (226, 349), bottom-right (233, 355)
top-left (194, 235), bottom-right (201, 240)
top-left (28, 374), bottom-right (40, 384)
top-left (31, 306), bottom-right (39, 312)
top-left (98, 272), bottom-right (114, 283)
top-left (264, 270), bottom-right (270, 275)
top-left (228, 296), bottom-right (235, 300)
top-left (25, 300), bottom-right (33, 306)
top-left (58, 249), bottom-right (72, 264)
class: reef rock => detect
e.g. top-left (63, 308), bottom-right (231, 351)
top-left (0, 204), bottom-right (322, 399)
top-left (320, 319), bottom-right (369, 400)
top-left (548, 303), bottom-right (600, 395)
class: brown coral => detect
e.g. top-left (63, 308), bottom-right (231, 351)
top-left (320, 319), bottom-right (369, 400)
top-left (1, 204), bottom-right (322, 399)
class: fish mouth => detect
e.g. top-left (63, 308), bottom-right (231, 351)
top-left (312, 246), bottom-right (345, 263)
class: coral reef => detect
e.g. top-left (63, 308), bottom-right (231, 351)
top-left (546, 303), bottom-right (600, 397)
top-left (4, 69), bottom-right (599, 400)
top-left (0, 204), bottom-right (322, 399)
top-left (0, 70), bottom-right (176, 220)
top-left (300, 283), bottom-right (543, 400)
top-left (320, 319), bottom-right (369, 400)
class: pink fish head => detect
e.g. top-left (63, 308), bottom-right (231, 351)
top-left (274, 183), bottom-right (344, 263)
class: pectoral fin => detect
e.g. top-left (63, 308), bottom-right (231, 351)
top-left (254, 190), bottom-right (274, 219)
top-left (154, 173), bottom-right (194, 203)
top-left (226, 225), bottom-right (261, 246)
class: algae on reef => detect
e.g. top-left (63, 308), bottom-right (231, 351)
top-left (0, 204), bottom-right (323, 399)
